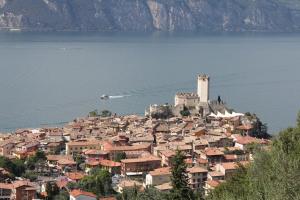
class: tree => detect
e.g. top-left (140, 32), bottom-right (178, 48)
top-left (26, 150), bottom-right (47, 170)
top-left (89, 110), bottom-right (99, 117)
top-left (0, 157), bottom-right (25, 177)
top-left (114, 152), bottom-right (126, 162)
top-left (35, 150), bottom-right (47, 160)
top-left (69, 168), bottom-right (114, 197)
top-left (46, 182), bottom-right (60, 200)
top-left (170, 150), bottom-right (194, 200)
top-left (22, 171), bottom-right (38, 181)
top-left (73, 154), bottom-right (86, 170)
top-left (100, 110), bottom-right (112, 117)
top-left (53, 190), bottom-right (69, 200)
top-left (208, 112), bottom-right (300, 200)
top-left (117, 186), bottom-right (166, 200)
top-left (180, 106), bottom-right (191, 117)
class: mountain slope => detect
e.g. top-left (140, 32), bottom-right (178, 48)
top-left (1, 0), bottom-right (300, 32)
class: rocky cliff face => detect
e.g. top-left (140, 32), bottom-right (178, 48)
top-left (1, 0), bottom-right (300, 32)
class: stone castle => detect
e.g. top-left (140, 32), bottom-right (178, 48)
top-left (146, 74), bottom-right (227, 118)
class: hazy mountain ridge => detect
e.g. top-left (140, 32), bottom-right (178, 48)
top-left (1, 0), bottom-right (300, 32)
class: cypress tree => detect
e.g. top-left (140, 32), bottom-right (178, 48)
top-left (170, 150), bottom-right (194, 200)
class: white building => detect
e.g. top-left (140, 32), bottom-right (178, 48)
top-left (187, 167), bottom-right (208, 190)
top-left (145, 167), bottom-right (171, 187)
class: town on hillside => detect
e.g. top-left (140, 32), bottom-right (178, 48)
top-left (0, 75), bottom-right (270, 200)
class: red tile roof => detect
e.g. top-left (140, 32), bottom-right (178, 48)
top-left (121, 156), bottom-right (161, 164)
top-left (66, 172), bottom-right (85, 180)
top-left (187, 167), bottom-right (208, 174)
top-left (100, 160), bottom-right (121, 167)
top-left (0, 183), bottom-right (13, 189)
top-left (70, 189), bottom-right (97, 198)
top-left (204, 148), bottom-right (224, 156)
top-left (149, 167), bottom-right (171, 176)
top-left (206, 180), bottom-right (222, 188)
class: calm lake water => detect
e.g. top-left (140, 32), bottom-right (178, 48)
top-left (0, 32), bottom-right (300, 134)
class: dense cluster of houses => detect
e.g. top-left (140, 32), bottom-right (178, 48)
top-left (0, 75), bottom-right (270, 200)
top-left (0, 112), bottom-right (270, 200)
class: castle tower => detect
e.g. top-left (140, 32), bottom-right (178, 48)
top-left (197, 74), bottom-right (210, 103)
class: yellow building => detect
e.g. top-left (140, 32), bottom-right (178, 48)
top-left (66, 140), bottom-right (103, 155)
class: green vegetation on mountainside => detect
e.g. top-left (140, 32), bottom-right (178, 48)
top-left (208, 111), bottom-right (300, 200)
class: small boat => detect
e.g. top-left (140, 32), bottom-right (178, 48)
top-left (100, 94), bottom-right (110, 100)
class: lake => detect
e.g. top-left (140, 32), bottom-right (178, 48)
top-left (0, 32), bottom-right (300, 134)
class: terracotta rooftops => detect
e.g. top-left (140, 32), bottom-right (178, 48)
top-left (204, 148), bottom-right (224, 156)
top-left (57, 158), bottom-right (76, 165)
top-left (47, 155), bottom-right (73, 161)
top-left (66, 172), bottom-right (85, 180)
top-left (160, 150), bottom-right (176, 158)
top-left (187, 167), bottom-right (208, 174)
top-left (84, 149), bottom-right (108, 155)
top-left (67, 140), bottom-right (102, 146)
top-left (206, 180), bottom-right (223, 188)
top-left (221, 161), bottom-right (249, 170)
top-left (232, 134), bottom-right (268, 145)
top-left (70, 189), bottom-right (97, 198)
top-left (0, 183), bottom-right (13, 189)
top-left (107, 144), bottom-right (151, 151)
top-left (100, 160), bottom-right (121, 167)
top-left (149, 167), bottom-right (171, 176)
top-left (121, 156), bottom-right (161, 164)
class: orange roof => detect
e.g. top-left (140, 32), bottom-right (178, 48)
top-left (184, 158), bottom-right (193, 164)
top-left (204, 148), bottom-right (224, 156)
top-left (0, 183), bottom-right (13, 189)
top-left (47, 155), bottom-right (73, 161)
top-left (221, 162), bottom-right (239, 170)
top-left (160, 150), bottom-right (175, 158)
top-left (102, 141), bottom-right (113, 151)
top-left (209, 171), bottom-right (225, 177)
top-left (224, 154), bottom-right (237, 160)
top-left (84, 149), bottom-right (108, 155)
top-left (70, 189), bottom-right (97, 198)
top-left (66, 172), bottom-right (85, 180)
top-left (12, 180), bottom-right (35, 189)
top-left (221, 161), bottom-right (249, 170)
top-left (149, 167), bottom-right (171, 176)
top-left (100, 160), bottom-right (121, 167)
top-left (109, 144), bottom-right (150, 152)
top-left (187, 167), bottom-right (208, 174)
top-left (197, 158), bottom-right (208, 164)
top-left (57, 158), bottom-right (76, 165)
top-left (121, 156), bottom-right (161, 164)
top-left (232, 134), bottom-right (268, 145)
top-left (67, 140), bottom-right (102, 146)
top-left (86, 160), bottom-right (101, 166)
top-left (206, 180), bottom-right (222, 188)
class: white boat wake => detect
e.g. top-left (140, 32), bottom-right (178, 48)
top-left (108, 95), bottom-right (131, 99)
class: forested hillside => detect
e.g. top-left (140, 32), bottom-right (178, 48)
top-left (208, 112), bottom-right (300, 200)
